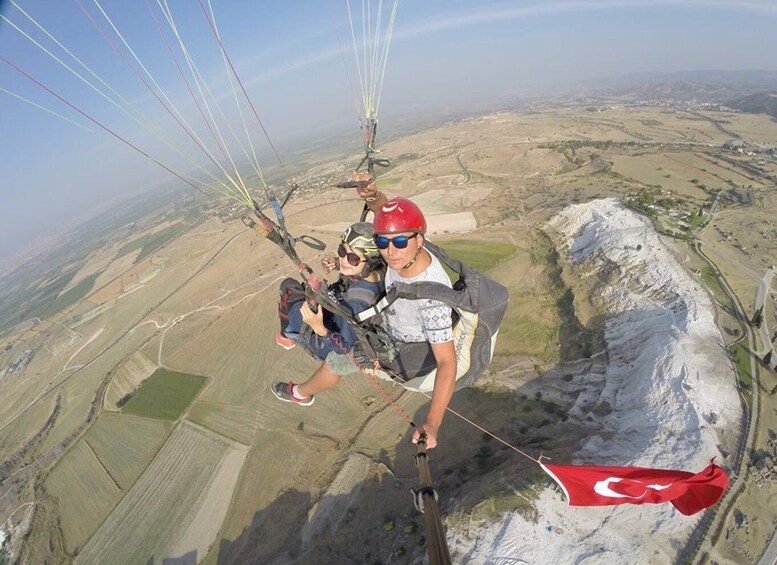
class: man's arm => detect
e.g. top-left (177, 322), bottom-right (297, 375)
top-left (352, 171), bottom-right (389, 212)
top-left (412, 340), bottom-right (456, 449)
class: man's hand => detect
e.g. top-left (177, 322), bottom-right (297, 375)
top-left (352, 170), bottom-right (378, 201)
top-left (412, 422), bottom-right (440, 449)
top-left (351, 169), bottom-right (389, 211)
top-left (300, 302), bottom-right (327, 336)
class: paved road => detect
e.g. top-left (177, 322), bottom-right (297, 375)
top-left (684, 181), bottom-right (774, 562)
top-left (755, 266), bottom-right (776, 363)
top-left (758, 527), bottom-right (777, 565)
top-left (689, 241), bottom-right (759, 565)
top-left (455, 152), bottom-right (471, 185)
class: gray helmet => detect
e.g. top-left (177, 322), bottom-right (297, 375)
top-left (341, 222), bottom-right (380, 258)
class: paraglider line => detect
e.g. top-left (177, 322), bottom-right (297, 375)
top-left (0, 86), bottom-right (93, 131)
top-left (77, 0), bottom-right (234, 190)
top-left (144, 0), bottom-right (232, 175)
top-left (196, 0), bottom-right (285, 172)
top-left (0, 55), bottom-right (212, 199)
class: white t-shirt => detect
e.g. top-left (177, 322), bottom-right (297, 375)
top-left (384, 251), bottom-right (454, 344)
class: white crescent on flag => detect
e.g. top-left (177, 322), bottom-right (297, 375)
top-left (594, 477), bottom-right (644, 499)
top-left (593, 477), bottom-right (675, 499)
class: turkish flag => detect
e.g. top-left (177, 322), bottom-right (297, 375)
top-left (540, 459), bottom-right (729, 516)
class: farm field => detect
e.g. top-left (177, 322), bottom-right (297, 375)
top-left (1, 104), bottom-right (776, 564)
top-left (104, 351), bottom-right (158, 409)
top-left (435, 237), bottom-right (517, 274)
top-left (74, 422), bottom-right (240, 564)
top-left (0, 395), bottom-right (57, 461)
top-left (44, 440), bottom-right (122, 554)
top-left (84, 412), bottom-right (172, 489)
top-left (121, 368), bottom-right (206, 420)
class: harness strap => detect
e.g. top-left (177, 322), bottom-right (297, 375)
top-left (356, 296), bottom-right (391, 322)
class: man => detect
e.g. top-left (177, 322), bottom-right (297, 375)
top-left (371, 196), bottom-right (456, 450)
top-left (273, 174), bottom-right (456, 449)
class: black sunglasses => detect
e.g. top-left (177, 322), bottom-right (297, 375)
top-left (373, 234), bottom-right (416, 250)
top-left (337, 243), bottom-right (366, 267)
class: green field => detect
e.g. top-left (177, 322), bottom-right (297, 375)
top-left (48, 273), bottom-right (101, 315)
top-left (700, 263), bottom-right (736, 310)
top-left (495, 300), bottom-right (558, 361)
top-left (114, 222), bottom-right (188, 263)
top-left (437, 239), bottom-right (516, 274)
top-left (84, 413), bottom-right (173, 489)
top-left (377, 176), bottom-right (401, 186)
top-left (2, 270), bottom-right (103, 331)
top-left (121, 368), bottom-right (207, 420)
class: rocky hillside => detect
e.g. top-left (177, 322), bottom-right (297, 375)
top-left (452, 199), bottom-right (742, 563)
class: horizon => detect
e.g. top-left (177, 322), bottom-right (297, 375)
top-left (2, 1), bottom-right (777, 267)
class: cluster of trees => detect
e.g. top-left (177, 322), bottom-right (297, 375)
top-left (749, 306), bottom-right (775, 370)
top-left (116, 391), bottom-right (136, 408)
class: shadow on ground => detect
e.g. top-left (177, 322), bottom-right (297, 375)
top-left (211, 363), bottom-right (615, 564)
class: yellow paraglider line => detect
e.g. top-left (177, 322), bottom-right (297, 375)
top-left (2, 3), bottom-right (247, 206)
top-left (0, 87), bottom-right (94, 132)
top-left (88, 0), bottom-right (252, 205)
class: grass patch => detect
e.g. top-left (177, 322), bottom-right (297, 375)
top-left (699, 264), bottom-right (732, 306)
top-left (114, 222), bottom-right (188, 263)
top-left (437, 239), bottom-right (516, 274)
top-left (121, 368), bottom-right (206, 420)
top-left (377, 176), bottom-right (401, 187)
top-left (730, 342), bottom-right (753, 409)
top-left (49, 272), bottom-right (100, 312)
top-left (495, 305), bottom-right (558, 361)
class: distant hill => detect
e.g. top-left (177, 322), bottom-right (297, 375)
top-left (727, 92), bottom-right (777, 120)
top-left (534, 70), bottom-right (777, 107)
top-left (596, 70), bottom-right (777, 101)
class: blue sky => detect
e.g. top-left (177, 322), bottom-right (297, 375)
top-left (1, 0), bottom-right (777, 266)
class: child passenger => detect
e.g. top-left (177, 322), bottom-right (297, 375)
top-left (272, 222), bottom-right (384, 405)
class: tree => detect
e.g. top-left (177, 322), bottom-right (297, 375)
top-left (751, 306), bottom-right (764, 328)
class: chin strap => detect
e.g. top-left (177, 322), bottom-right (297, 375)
top-left (400, 247), bottom-right (424, 272)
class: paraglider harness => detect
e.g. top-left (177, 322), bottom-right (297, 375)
top-left (242, 188), bottom-right (400, 370)
top-left (244, 186), bottom-right (509, 390)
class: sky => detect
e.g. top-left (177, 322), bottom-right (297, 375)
top-left (1, 0), bottom-right (777, 266)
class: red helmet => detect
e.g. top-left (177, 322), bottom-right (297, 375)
top-left (373, 197), bottom-right (427, 234)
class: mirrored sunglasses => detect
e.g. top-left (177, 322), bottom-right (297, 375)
top-left (337, 243), bottom-right (365, 267)
top-left (374, 234), bottom-right (414, 250)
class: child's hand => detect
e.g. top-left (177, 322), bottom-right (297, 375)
top-left (300, 302), bottom-right (327, 336)
top-left (321, 255), bottom-right (339, 274)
